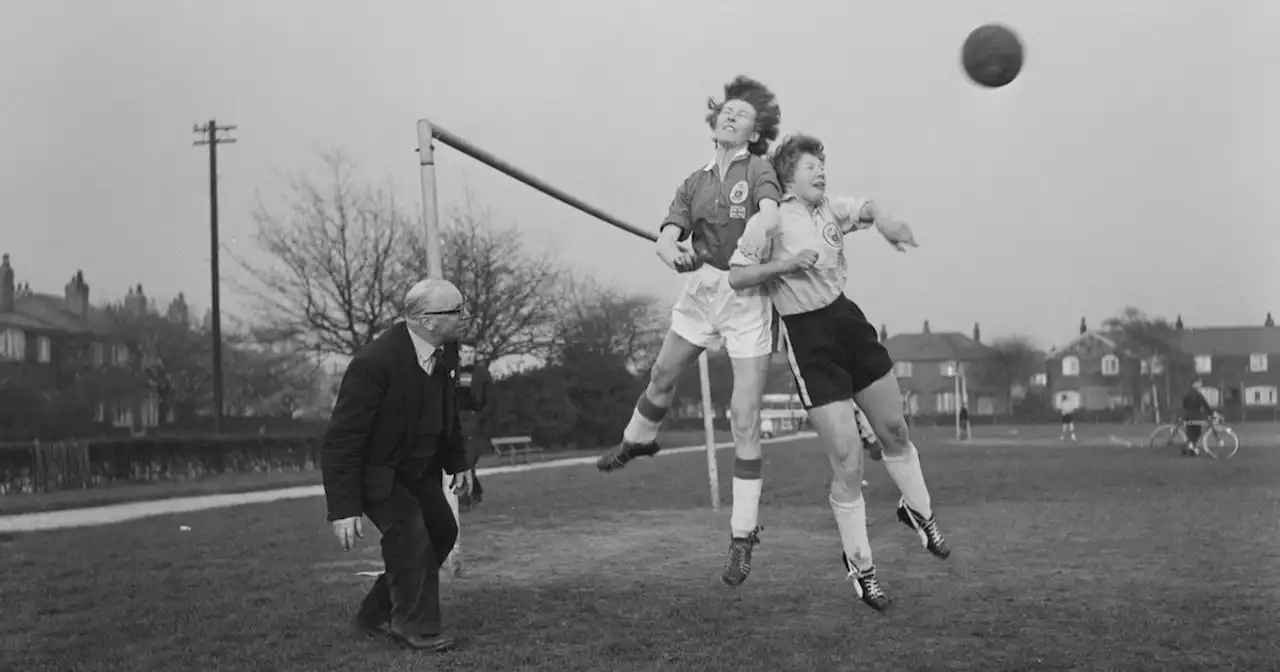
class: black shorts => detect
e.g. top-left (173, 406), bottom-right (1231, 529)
top-left (1061, 413), bottom-right (1074, 424)
top-left (1184, 422), bottom-right (1203, 444)
top-left (779, 295), bottom-right (894, 410)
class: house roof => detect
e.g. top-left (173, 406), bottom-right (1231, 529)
top-left (0, 293), bottom-right (115, 336)
top-left (1171, 327), bottom-right (1280, 356)
top-left (885, 332), bottom-right (993, 362)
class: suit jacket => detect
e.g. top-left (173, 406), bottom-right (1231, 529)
top-left (321, 323), bottom-right (473, 522)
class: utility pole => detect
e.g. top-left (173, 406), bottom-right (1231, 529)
top-left (193, 120), bottom-right (236, 434)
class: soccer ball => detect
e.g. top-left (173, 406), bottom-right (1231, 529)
top-left (962, 23), bottom-right (1024, 88)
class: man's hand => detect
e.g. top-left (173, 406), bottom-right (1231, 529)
top-left (781, 249), bottom-right (819, 273)
top-left (450, 470), bottom-right (475, 498)
top-left (877, 217), bottom-right (919, 252)
top-left (332, 516), bottom-right (364, 552)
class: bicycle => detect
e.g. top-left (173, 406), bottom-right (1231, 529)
top-left (1147, 412), bottom-right (1240, 460)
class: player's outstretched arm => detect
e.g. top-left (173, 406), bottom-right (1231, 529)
top-left (835, 197), bottom-right (920, 252)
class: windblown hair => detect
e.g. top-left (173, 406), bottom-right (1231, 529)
top-left (770, 134), bottom-right (825, 187)
top-left (705, 75), bottom-right (781, 156)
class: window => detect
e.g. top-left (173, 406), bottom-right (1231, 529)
top-left (91, 342), bottom-right (105, 366)
top-left (1101, 354), bottom-right (1120, 376)
top-left (1151, 357), bottom-right (1164, 375)
top-left (939, 361), bottom-right (957, 377)
top-left (1194, 355), bottom-right (1212, 374)
top-left (1245, 386), bottom-right (1278, 406)
top-left (0, 328), bottom-right (25, 361)
top-left (37, 336), bottom-right (51, 363)
top-left (894, 361), bottom-right (913, 378)
top-left (1061, 356), bottom-right (1080, 376)
top-left (1031, 373), bottom-right (1047, 387)
top-left (1250, 354), bottom-right (1269, 373)
top-left (111, 343), bottom-right (130, 365)
top-left (1140, 360), bottom-right (1149, 375)
top-left (935, 392), bottom-right (957, 413)
top-left (112, 401), bottom-right (132, 428)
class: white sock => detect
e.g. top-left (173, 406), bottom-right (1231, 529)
top-left (882, 442), bottom-right (933, 519)
top-left (730, 476), bottom-right (763, 537)
top-left (622, 408), bottom-right (661, 444)
top-left (830, 495), bottom-right (873, 571)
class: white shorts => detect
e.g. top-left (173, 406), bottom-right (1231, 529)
top-left (669, 265), bottom-right (773, 359)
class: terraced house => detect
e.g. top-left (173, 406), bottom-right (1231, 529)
top-left (0, 254), bottom-right (175, 430)
top-left (883, 321), bottom-right (1004, 419)
top-left (1044, 314), bottom-right (1280, 420)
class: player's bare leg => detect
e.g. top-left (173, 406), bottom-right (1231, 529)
top-left (808, 399), bottom-right (890, 613)
top-left (721, 353), bottom-right (771, 586)
top-left (597, 330), bottom-right (704, 472)
top-left (855, 373), bottom-right (951, 560)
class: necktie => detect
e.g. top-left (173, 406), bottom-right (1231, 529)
top-left (422, 352), bottom-right (436, 376)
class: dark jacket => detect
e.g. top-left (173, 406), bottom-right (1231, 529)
top-left (320, 323), bottom-right (472, 521)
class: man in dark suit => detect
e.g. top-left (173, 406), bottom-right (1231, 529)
top-left (321, 277), bottom-right (476, 653)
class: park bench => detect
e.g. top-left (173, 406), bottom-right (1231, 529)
top-left (490, 436), bottom-right (544, 465)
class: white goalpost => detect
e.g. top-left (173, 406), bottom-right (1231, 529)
top-left (415, 120), bottom-right (724, 571)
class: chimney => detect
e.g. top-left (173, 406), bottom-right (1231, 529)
top-left (879, 324), bottom-right (889, 342)
top-left (64, 270), bottom-right (90, 318)
top-left (1175, 314), bottom-right (1184, 330)
top-left (972, 322), bottom-right (981, 343)
top-left (922, 320), bottom-right (931, 335)
top-left (0, 254), bottom-right (13, 313)
top-left (125, 283), bottom-right (148, 316)
top-left (1267, 312), bottom-right (1275, 328)
top-left (167, 292), bottom-right (190, 325)
top-left (1079, 317), bottom-right (1087, 335)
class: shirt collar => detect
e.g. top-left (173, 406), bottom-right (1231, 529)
top-left (702, 146), bottom-right (751, 172)
top-left (406, 322), bottom-right (438, 363)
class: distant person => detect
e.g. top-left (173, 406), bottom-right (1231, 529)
top-left (1180, 381), bottom-right (1215, 457)
top-left (958, 406), bottom-right (971, 441)
top-left (320, 277), bottom-right (476, 654)
top-left (1059, 397), bottom-right (1078, 443)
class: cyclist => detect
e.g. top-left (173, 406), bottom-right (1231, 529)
top-left (1180, 381), bottom-right (1216, 456)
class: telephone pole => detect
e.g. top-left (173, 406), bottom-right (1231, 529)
top-left (193, 120), bottom-right (236, 434)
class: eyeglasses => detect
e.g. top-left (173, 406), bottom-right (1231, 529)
top-left (420, 305), bottom-right (465, 316)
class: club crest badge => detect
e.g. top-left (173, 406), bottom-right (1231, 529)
top-left (728, 180), bottom-right (749, 204)
top-left (822, 222), bottom-right (843, 249)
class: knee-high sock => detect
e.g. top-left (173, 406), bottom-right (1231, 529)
top-left (730, 458), bottom-right (763, 537)
top-left (830, 495), bottom-right (873, 571)
top-left (622, 394), bottom-right (667, 444)
top-left (882, 442), bottom-right (933, 518)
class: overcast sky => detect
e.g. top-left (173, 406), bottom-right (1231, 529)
top-left (4, 0), bottom-right (1278, 350)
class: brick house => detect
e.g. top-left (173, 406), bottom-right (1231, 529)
top-left (1044, 314), bottom-right (1280, 420)
top-left (1173, 320), bottom-right (1280, 418)
top-left (884, 321), bottom-right (1004, 418)
top-left (0, 254), bottom-right (173, 431)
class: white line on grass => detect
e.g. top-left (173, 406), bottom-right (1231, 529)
top-left (0, 432), bottom-right (820, 534)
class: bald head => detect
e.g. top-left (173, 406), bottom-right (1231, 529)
top-left (404, 277), bottom-right (463, 323)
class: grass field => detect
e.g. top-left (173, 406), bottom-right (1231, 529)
top-left (0, 429), bottom-right (734, 516)
top-left (3, 432), bottom-right (1279, 671)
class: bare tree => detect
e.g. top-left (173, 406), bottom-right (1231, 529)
top-left (974, 334), bottom-right (1043, 410)
top-left (1104, 306), bottom-right (1192, 417)
top-left (405, 197), bottom-right (564, 362)
top-left (550, 275), bottom-right (663, 372)
top-left (235, 152), bottom-right (414, 358)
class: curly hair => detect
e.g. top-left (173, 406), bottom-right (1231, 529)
top-left (770, 134), bottom-right (825, 187)
top-left (704, 75), bottom-right (781, 156)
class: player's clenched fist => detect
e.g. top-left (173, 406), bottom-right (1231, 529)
top-left (782, 249), bottom-right (819, 272)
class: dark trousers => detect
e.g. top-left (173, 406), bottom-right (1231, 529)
top-left (357, 464), bottom-right (459, 637)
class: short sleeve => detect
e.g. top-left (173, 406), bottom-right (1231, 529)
top-left (730, 211), bottom-right (776, 266)
top-left (750, 157), bottom-right (782, 206)
top-left (829, 196), bottom-right (873, 233)
top-left (660, 175), bottom-right (695, 239)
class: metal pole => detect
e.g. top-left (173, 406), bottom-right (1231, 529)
top-left (698, 352), bottom-right (720, 510)
top-left (419, 118), bottom-right (722, 510)
top-left (416, 121), bottom-right (462, 574)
